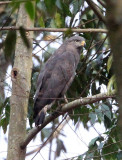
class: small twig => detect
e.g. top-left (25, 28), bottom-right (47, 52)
top-left (0, 1), bottom-right (11, 5)
top-left (97, 0), bottom-right (106, 8)
top-left (85, 0), bottom-right (106, 24)
top-left (26, 116), bottom-right (70, 156)
top-left (32, 54), bottom-right (42, 65)
top-left (87, 35), bottom-right (108, 63)
top-left (0, 0), bottom-right (34, 5)
top-left (31, 114), bottom-right (68, 160)
top-left (64, 150), bottom-right (122, 160)
top-left (0, 26), bottom-right (108, 33)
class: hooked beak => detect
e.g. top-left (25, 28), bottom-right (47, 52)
top-left (81, 41), bottom-right (86, 47)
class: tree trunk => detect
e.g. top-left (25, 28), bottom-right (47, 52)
top-left (106, 0), bottom-right (122, 139)
top-left (7, 3), bottom-right (34, 160)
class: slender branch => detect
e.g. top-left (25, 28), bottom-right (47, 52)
top-left (0, 0), bottom-right (34, 5)
top-left (20, 91), bottom-right (115, 149)
top-left (85, 0), bottom-right (106, 24)
top-left (84, 150), bottom-right (122, 159)
top-left (97, 0), bottom-right (106, 8)
top-left (0, 26), bottom-right (108, 33)
top-left (32, 54), bottom-right (42, 65)
top-left (30, 115), bottom-right (67, 160)
top-left (0, 1), bottom-right (11, 5)
top-left (65, 149), bottom-right (122, 160)
top-left (26, 116), bottom-right (70, 156)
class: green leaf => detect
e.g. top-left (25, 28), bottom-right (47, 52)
top-left (117, 151), bottom-right (122, 160)
top-left (72, 0), bottom-right (83, 15)
top-left (50, 19), bottom-right (56, 28)
top-left (89, 112), bottom-right (96, 124)
top-left (44, 0), bottom-right (56, 16)
top-left (102, 137), bottom-right (119, 159)
top-left (56, 0), bottom-right (62, 9)
top-left (38, 17), bottom-right (45, 27)
top-left (60, 1), bottom-right (72, 17)
top-left (55, 13), bottom-right (62, 28)
top-left (37, 0), bottom-right (46, 13)
top-left (89, 137), bottom-right (99, 147)
top-left (5, 104), bottom-right (10, 121)
top-left (89, 136), bottom-right (104, 148)
top-left (107, 55), bottom-right (113, 72)
top-left (107, 75), bottom-right (116, 94)
top-left (42, 128), bottom-right (52, 138)
top-left (0, 97), bottom-right (10, 115)
top-left (25, 1), bottom-right (35, 20)
top-left (101, 104), bottom-right (111, 120)
top-left (4, 30), bottom-right (16, 59)
top-left (19, 26), bottom-right (31, 49)
top-left (76, 154), bottom-right (84, 160)
top-left (104, 115), bottom-right (112, 128)
top-left (0, 98), bottom-right (10, 133)
top-left (85, 152), bottom-right (94, 160)
top-left (64, 28), bottom-right (73, 38)
top-left (11, 0), bottom-right (21, 13)
top-left (0, 118), bottom-right (8, 134)
top-left (36, 0), bottom-right (40, 3)
top-left (95, 108), bottom-right (104, 122)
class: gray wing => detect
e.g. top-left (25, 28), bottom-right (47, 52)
top-left (33, 51), bottom-right (79, 123)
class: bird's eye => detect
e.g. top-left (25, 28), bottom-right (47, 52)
top-left (75, 40), bottom-right (79, 42)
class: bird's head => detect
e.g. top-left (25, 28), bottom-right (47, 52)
top-left (66, 36), bottom-right (86, 50)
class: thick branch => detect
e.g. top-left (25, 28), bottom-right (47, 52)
top-left (20, 91), bottom-right (115, 149)
top-left (85, 0), bottom-right (106, 24)
top-left (0, 26), bottom-right (108, 33)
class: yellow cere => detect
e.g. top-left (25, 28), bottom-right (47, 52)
top-left (81, 41), bottom-right (85, 46)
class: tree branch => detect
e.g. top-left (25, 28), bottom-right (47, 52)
top-left (0, 26), bottom-right (108, 33)
top-left (20, 91), bottom-right (115, 149)
top-left (0, 1), bottom-right (10, 5)
top-left (26, 116), bottom-right (70, 156)
top-left (0, 0), bottom-right (34, 5)
top-left (85, 0), bottom-right (106, 24)
top-left (97, 0), bottom-right (106, 8)
top-left (29, 115), bottom-right (68, 159)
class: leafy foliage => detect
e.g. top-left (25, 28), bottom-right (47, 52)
top-left (0, 97), bottom-right (10, 133)
top-left (0, 0), bottom-right (121, 159)
top-left (4, 30), bottom-right (16, 60)
top-left (24, 1), bottom-right (35, 20)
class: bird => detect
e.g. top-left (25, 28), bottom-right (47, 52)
top-left (33, 36), bottom-right (85, 126)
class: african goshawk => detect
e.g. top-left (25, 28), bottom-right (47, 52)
top-left (33, 36), bottom-right (85, 126)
